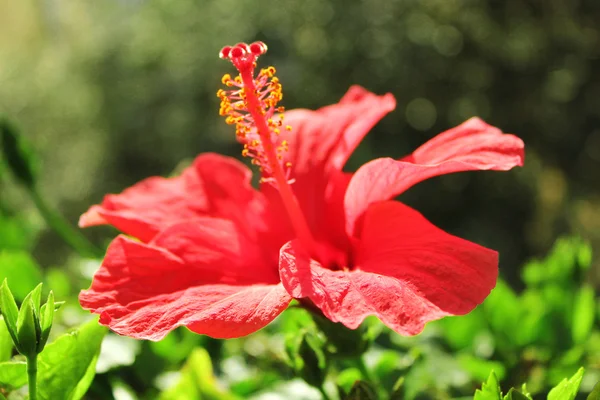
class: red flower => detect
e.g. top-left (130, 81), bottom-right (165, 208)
top-left (79, 42), bottom-right (524, 340)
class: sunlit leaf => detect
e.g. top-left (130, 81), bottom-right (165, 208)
top-left (0, 317), bottom-right (12, 362)
top-left (572, 285), bottom-right (595, 344)
top-left (0, 361), bottom-right (27, 390)
top-left (503, 388), bottom-right (531, 400)
top-left (547, 367), bottom-right (584, 400)
top-left (159, 348), bottom-right (240, 400)
top-left (36, 318), bottom-right (107, 400)
top-left (474, 371), bottom-right (502, 400)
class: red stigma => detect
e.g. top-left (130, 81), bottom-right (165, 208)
top-left (250, 41), bottom-right (268, 55)
top-left (219, 41), bottom-right (268, 65)
top-left (219, 46), bottom-right (232, 59)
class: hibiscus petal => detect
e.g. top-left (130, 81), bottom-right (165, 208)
top-left (283, 85), bottom-right (396, 174)
top-left (264, 86), bottom-right (395, 242)
top-left (80, 235), bottom-right (290, 340)
top-left (79, 153), bottom-right (267, 242)
top-left (279, 201), bottom-right (497, 336)
top-left (150, 218), bottom-right (280, 284)
top-left (344, 118), bottom-right (525, 235)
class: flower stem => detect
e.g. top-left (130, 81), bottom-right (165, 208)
top-left (28, 186), bottom-right (103, 258)
top-left (27, 355), bottom-right (37, 400)
top-left (318, 384), bottom-right (332, 400)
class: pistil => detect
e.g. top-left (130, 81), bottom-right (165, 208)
top-left (218, 42), bottom-right (318, 256)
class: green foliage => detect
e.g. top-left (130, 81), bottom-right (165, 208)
top-left (0, 317), bottom-right (12, 362)
top-left (0, 320), bottom-right (106, 399)
top-left (159, 348), bottom-right (240, 400)
top-left (0, 252), bottom-right (43, 301)
top-left (547, 368), bottom-right (584, 400)
top-left (474, 371), bottom-right (502, 400)
top-left (0, 361), bottom-right (27, 390)
top-left (0, 280), bottom-right (19, 349)
top-left (344, 381), bottom-right (378, 400)
top-left (588, 382), bottom-right (600, 400)
top-left (36, 319), bottom-right (107, 400)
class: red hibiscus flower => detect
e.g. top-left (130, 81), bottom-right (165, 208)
top-left (79, 41), bottom-right (524, 340)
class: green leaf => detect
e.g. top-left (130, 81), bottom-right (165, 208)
top-left (15, 295), bottom-right (38, 358)
top-left (36, 318), bottom-right (107, 400)
top-left (0, 317), bottom-right (13, 362)
top-left (0, 252), bottom-right (43, 301)
top-left (503, 388), bottom-right (531, 400)
top-left (522, 237), bottom-right (589, 286)
top-left (344, 381), bottom-right (378, 400)
top-left (572, 285), bottom-right (595, 344)
top-left (336, 368), bottom-right (362, 394)
top-left (587, 382), bottom-right (600, 400)
top-left (547, 367), bottom-right (584, 400)
top-left (474, 371), bottom-right (502, 400)
top-left (0, 361), bottom-right (27, 390)
top-left (0, 117), bottom-right (37, 187)
top-left (483, 280), bottom-right (520, 336)
top-left (159, 348), bottom-right (240, 400)
top-left (577, 240), bottom-right (593, 270)
top-left (0, 280), bottom-right (19, 346)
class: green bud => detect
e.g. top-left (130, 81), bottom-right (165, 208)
top-left (37, 291), bottom-right (55, 352)
top-left (0, 118), bottom-right (37, 188)
top-left (297, 334), bottom-right (327, 388)
top-left (0, 279), bottom-right (19, 346)
top-left (0, 282), bottom-right (58, 357)
top-left (313, 314), bottom-right (370, 358)
top-left (16, 294), bottom-right (38, 358)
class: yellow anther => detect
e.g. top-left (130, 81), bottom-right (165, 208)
top-left (221, 74), bottom-right (231, 85)
top-left (285, 125), bottom-right (292, 131)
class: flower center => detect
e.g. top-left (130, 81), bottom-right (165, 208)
top-left (217, 41), bottom-right (318, 256)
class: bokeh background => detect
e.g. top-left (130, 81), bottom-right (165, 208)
top-left (1, 0), bottom-right (599, 285)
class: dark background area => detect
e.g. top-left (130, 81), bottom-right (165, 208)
top-left (0, 0), bottom-right (598, 287)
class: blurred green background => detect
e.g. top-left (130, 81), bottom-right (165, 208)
top-left (0, 0), bottom-right (599, 285)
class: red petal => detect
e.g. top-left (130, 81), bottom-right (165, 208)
top-left (80, 235), bottom-right (290, 340)
top-left (344, 118), bottom-right (524, 235)
top-left (151, 218), bottom-right (280, 284)
top-left (282, 85), bottom-right (396, 174)
top-left (265, 86), bottom-right (395, 245)
top-left (79, 153), bottom-right (267, 242)
top-left (279, 201), bottom-right (497, 336)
